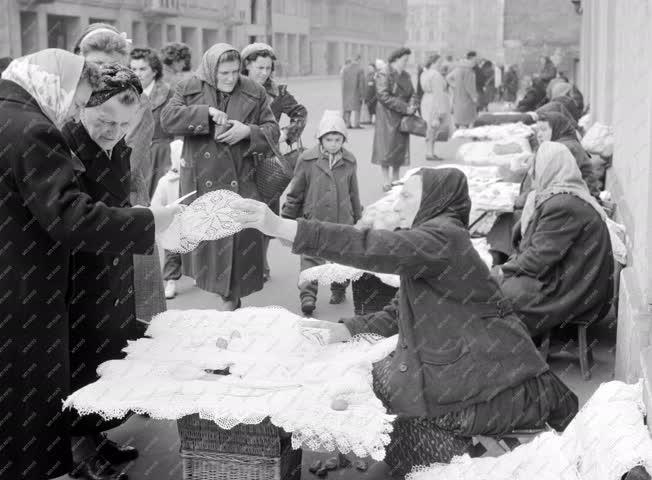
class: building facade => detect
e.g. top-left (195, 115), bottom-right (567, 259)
top-left (0, 0), bottom-right (405, 76)
top-left (309, 0), bottom-right (407, 75)
top-left (406, 0), bottom-right (580, 82)
top-left (579, 0), bottom-right (652, 419)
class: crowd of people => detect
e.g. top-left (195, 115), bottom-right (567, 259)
top-left (0, 25), bottom-right (616, 480)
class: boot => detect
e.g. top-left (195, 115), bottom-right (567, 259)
top-left (94, 433), bottom-right (139, 464)
top-left (301, 297), bottom-right (316, 316)
top-left (70, 454), bottom-right (128, 480)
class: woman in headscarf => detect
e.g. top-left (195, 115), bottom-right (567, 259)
top-left (497, 142), bottom-right (613, 338)
top-left (233, 168), bottom-right (578, 477)
top-left (516, 76), bottom-right (548, 112)
top-left (61, 64), bottom-right (146, 480)
top-left (548, 82), bottom-right (585, 123)
top-left (539, 56), bottom-right (557, 84)
top-left (372, 47), bottom-right (417, 191)
top-left (160, 43), bottom-right (279, 311)
top-left (74, 23), bottom-right (168, 326)
top-left (0, 49), bottom-right (176, 480)
top-left (535, 111), bottom-right (599, 197)
top-left (536, 100), bottom-right (577, 126)
top-left (240, 42), bottom-right (307, 282)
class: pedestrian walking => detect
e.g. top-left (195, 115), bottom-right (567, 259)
top-left (151, 140), bottom-right (184, 299)
top-left (446, 51), bottom-right (479, 128)
top-left (502, 64), bottom-right (519, 102)
top-left (363, 62), bottom-right (378, 124)
top-left (539, 55), bottom-right (557, 85)
top-left (282, 111), bottom-right (362, 316)
top-left (341, 54), bottom-right (366, 128)
top-left (160, 43), bottom-right (279, 311)
top-left (372, 47), bottom-right (417, 191)
top-left (240, 42), bottom-right (307, 283)
top-left (130, 47), bottom-right (174, 200)
top-left (419, 54), bottom-right (451, 161)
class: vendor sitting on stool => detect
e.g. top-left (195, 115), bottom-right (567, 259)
top-left (234, 167), bottom-right (578, 477)
top-left (495, 141), bottom-right (614, 338)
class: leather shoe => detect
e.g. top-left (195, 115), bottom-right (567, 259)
top-left (70, 455), bottom-right (128, 480)
top-left (95, 433), bottom-right (139, 464)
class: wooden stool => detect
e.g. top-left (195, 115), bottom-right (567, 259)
top-left (471, 425), bottom-right (552, 457)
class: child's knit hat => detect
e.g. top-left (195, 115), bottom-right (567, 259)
top-left (317, 110), bottom-right (348, 141)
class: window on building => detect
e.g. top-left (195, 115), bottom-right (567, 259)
top-left (47, 14), bottom-right (80, 51)
top-left (202, 28), bottom-right (218, 52)
top-left (89, 18), bottom-right (115, 26)
top-left (146, 22), bottom-right (163, 49)
top-left (167, 24), bottom-right (176, 42)
top-left (20, 11), bottom-right (38, 55)
top-left (251, 0), bottom-right (257, 23)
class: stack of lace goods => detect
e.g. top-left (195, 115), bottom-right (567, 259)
top-left (299, 264), bottom-right (401, 289)
top-left (470, 238), bottom-right (493, 269)
top-left (63, 307), bottom-right (399, 460)
top-left (470, 181), bottom-right (521, 213)
top-left (452, 122), bottom-right (534, 141)
top-left (404, 381), bottom-right (652, 480)
top-left (158, 190), bottom-right (244, 254)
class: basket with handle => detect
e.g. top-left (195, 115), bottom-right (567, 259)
top-left (177, 415), bottom-right (302, 480)
top-left (253, 130), bottom-right (296, 205)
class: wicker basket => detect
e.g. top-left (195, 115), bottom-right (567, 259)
top-left (177, 415), bottom-right (302, 480)
top-left (352, 273), bottom-right (399, 316)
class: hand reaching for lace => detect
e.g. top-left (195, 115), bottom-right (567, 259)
top-left (232, 198), bottom-right (298, 241)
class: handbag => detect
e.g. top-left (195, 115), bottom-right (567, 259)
top-left (399, 115), bottom-right (427, 137)
top-left (253, 132), bottom-right (296, 204)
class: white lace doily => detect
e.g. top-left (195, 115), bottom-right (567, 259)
top-left (452, 122), bottom-right (534, 141)
top-left (63, 307), bottom-right (399, 460)
top-left (406, 381), bottom-right (652, 480)
top-left (299, 264), bottom-right (401, 289)
top-left (158, 190), bottom-right (244, 253)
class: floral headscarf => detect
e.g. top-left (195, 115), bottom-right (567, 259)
top-left (520, 141), bottom-right (605, 235)
top-left (195, 43), bottom-right (240, 90)
top-left (2, 49), bottom-right (84, 129)
top-left (86, 63), bottom-right (143, 107)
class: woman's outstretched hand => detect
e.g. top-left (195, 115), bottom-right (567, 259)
top-left (232, 198), bottom-right (298, 241)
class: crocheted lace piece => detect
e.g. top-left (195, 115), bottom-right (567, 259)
top-left (158, 190), bottom-right (243, 253)
top-left (452, 122), bottom-right (534, 140)
top-left (299, 264), bottom-right (400, 288)
top-left (405, 381), bottom-right (652, 480)
top-left (63, 307), bottom-right (398, 460)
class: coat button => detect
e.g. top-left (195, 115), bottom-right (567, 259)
top-left (127, 286), bottom-right (133, 295)
top-left (112, 258), bottom-right (119, 266)
top-left (195, 125), bottom-right (203, 132)
top-left (189, 124), bottom-right (195, 130)
top-left (230, 180), bottom-right (238, 188)
top-left (204, 152), bottom-right (211, 159)
top-left (399, 363), bottom-right (408, 373)
top-left (402, 342), bottom-right (408, 349)
top-left (113, 298), bottom-right (120, 307)
top-left (205, 180), bottom-right (213, 188)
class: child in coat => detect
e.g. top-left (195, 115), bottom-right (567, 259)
top-left (151, 139), bottom-right (183, 299)
top-left (282, 111), bottom-right (362, 315)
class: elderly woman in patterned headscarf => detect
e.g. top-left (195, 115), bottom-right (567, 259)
top-left (161, 43), bottom-right (279, 311)
top-left (60, 63), bottom-right (150, 479)
top-left (0, 49), bottom-right (176, 480)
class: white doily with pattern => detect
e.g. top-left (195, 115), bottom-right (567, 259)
top-left (406, 381), bottom-right (652, 480)
top-left (299, 264), bottom-right (401, 288)
top-left (452, 122), bottom-right (534, 141)
top-left (158, 190), bottom-right (243, 253)
top-left (63, 307), bottom-right (398, 460)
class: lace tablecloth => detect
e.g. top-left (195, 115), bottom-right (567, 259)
top-left (452, 122), bottom-right (534, 141)
top-left (406, 381), bottom-right (652, 480)
top-left (63, 307), bottom-right (398, 460)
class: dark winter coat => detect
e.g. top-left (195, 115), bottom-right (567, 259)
top-left (365, 70), bottom-right (378, 114)
top-left (372, 65), bottom-right (416, 168)
top-left (62, 122), bottom-right (145, 434)
top-left (341, 61), bottom-right (366, 111)
top-left (516, 80), bottom-right (548, 112)
top-left (293, 168), bottom-right (548, 417)
top-left (145, 79), bottom-right (175, 199)
top-left (447, 60), bottom-right (479, 126)
top-left (282, 145), bottom-right (362, 225)
top-left (503, 68), bottom-right (519, 102)
top-left (0, 80), bottom-right (155, 480)
top-left (501, 193), bottom-right (614, 336)
top-left (160, 75), bottom-right (279, 299)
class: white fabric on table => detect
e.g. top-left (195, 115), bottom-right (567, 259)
top-left (406, 381), bottom-right (652, 480)
top-left (452, 122), bottom-right (534, 141)
top-left (63, 307), bottom-right (399, 461)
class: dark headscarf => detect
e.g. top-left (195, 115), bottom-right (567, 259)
top-left (549, 95), bottom-right (581, 122)
top-left (87, 63), bottom-right (143, 107)
top-left (388, 47), bottom-right (411, 65)
top-left (538, 111), bottom-right (577, 141)
top-left (536, 101), bottom-right (577, 127)
top-left (412, 168), bottom-right (471, 228)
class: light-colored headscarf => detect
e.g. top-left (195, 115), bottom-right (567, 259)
top-left (195, 43), bottom-right (240, 89)
top-left (551, 81), bottom-right (573, 99)
top-left (2, 49), bottom-right (84, 129)
top-left (520, 141), bottom-right (605, 235)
